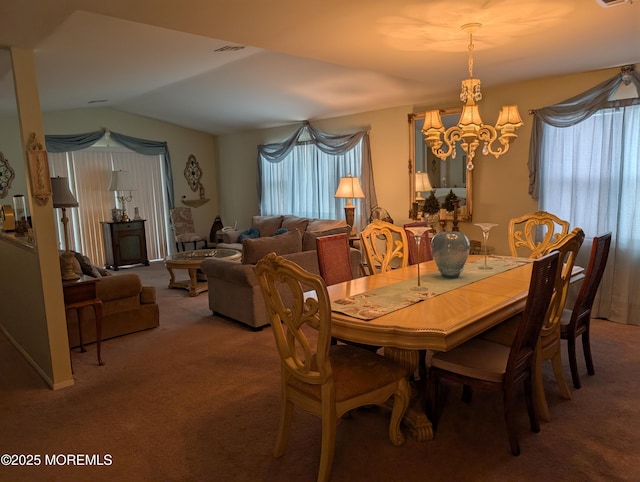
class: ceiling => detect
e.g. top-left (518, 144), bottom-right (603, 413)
top-left (0, 0), bottom-right (638, 135)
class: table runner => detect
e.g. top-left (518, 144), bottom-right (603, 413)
top-left (331, 256), bottom-right (529, 320)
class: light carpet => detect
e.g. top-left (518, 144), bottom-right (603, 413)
top-left (0, 261), bottom-right (638, 481)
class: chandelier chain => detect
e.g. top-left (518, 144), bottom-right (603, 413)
top-left (468, 31), bottom-right (474, 79)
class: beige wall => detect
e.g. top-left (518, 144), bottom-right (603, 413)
top-left (42, 108), bottom-right (220, 238)
top-left (215, 66), bottom-right (620, 255)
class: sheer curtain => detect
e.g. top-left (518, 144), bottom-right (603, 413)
top-left (534, 67), bottom-right (640, 325)
top-left (258, 122), bottom-right (377, 233)
top-left (49, 147), bottom-right (170, 266)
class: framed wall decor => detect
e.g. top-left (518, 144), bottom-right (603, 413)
top-left (27, 133), bottom-right (52, 206)
top-left (0, 151), bottom-right (15, 199)
top-left (184, 154), bottom-right (203, 192)
top-left (181, 154), bottom-right (209, 207)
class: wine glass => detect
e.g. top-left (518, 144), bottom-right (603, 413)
top-left (474, 223), bottom-right (498, 270)
top-left (405, 226), bottom-right (430, 286)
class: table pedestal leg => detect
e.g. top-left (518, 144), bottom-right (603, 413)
top-left (384, 347), bottom-right (433, 441)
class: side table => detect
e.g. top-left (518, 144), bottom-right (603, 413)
top-left (165, 248), bottom-right (241, 297)
top-left (101, 220), bottom-right (149, 270)
top-left (63, 277), bottom-right (105, 366)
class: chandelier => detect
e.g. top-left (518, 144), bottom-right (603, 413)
top-left (422, 23), bottom-right (523, 171)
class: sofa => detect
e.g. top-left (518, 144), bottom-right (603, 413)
top-left (217, 214), bottom-right (351, 252)
top-left (201, 222), bottom-right (361, 330)
top-left (62, 251), bottom-right (159, 347)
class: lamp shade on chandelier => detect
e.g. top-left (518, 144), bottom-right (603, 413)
top-left (422, 23), bottom-right (523, 171)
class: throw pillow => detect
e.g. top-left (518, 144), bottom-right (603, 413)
top-left (274, 228), bottom-right (288, 235)
top-left (251, 215), bottom-right (283, 237)
top-left (281, 215), bottom-right (310, 235)
top-left (238, 227), bottom-right (260, 242)
top-left (59, 251), bottom-right (83, 277)
top-left (242, 229), bottom-right (302, 264)
top-left (302, 225), bottom-right (352, 251)
top-left (77, 254), bottom-right (101, 278)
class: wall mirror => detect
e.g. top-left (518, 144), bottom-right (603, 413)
top-left (409, 107), bottom-right (472, 222)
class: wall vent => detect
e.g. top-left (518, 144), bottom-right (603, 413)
top-left (595, 0), bottom-right (632, 7)
top-left (214, 45), bottom-right (245, 52)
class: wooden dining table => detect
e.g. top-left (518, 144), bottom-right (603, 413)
top-left (325, 255), bottom-right (583, 442)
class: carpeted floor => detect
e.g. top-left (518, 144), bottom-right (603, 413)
top-left (1, 260), bottom-right (639, 481)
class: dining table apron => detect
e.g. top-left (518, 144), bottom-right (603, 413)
top-left (326, 255), bottom-right (536, 442)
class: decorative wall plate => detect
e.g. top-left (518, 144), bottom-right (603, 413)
top-left (0, 151), bottom-right (15, 199)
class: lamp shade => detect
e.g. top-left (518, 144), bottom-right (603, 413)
top-left (108, 170), bottom-right (136, 192)
top-left (51, 177), bottom-right (78, 208)
top-left (334, 176), bottom-right (365, 199)
top-left (415, 172), bottom-right (433, 193)
top-left (496, 104), bottom-right (524, 129)
top-left (423, 110), bottom-right (444, 132)
top-left (459, 103), bottom-right (483, 128)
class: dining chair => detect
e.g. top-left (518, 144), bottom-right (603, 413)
top-left (483, 227), bottom-right (585, 421)
top-left (315, 233), bottom-right (353, 286)
top-left (561, 232), bottom-right (612, 389)
top-left (508, 210), bottom-right (570, 258)
top-left (403, 222), bottom-right (433, 265)
top-left (359, 220), bottom-right (409, 275)
top-left (170, 207), bottom-right (208, 251)
top-left (254, 253), bottom-right (410, 482)
top-left (428, 251), bottom-right (560, 456)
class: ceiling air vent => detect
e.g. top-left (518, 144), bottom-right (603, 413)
top-left (214, 45), bottom-right (245, 52)
top-left (595, 0), bottom-right (633, 7)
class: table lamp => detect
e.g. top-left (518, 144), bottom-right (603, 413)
top-left (51, 176), bottom-right (80, 280)
top-left (415, 171), bottom-right (432, 201)
top-left (108, 170), bottom-right (135, 222)
top-left (334, 175), bottom-right (365, 233)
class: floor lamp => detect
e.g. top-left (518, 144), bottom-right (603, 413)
top-left (335, 175), bottom-right (365, 234)
top-left (51, 176), bottom-right (80, 280)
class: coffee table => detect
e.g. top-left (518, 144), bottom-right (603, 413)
top-left (164, 248), bottom-right (241, 296)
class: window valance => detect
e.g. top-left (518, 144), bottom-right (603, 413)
top-left (45, 129), bottom-right (175, 208)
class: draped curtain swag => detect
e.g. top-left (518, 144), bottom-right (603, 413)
top-left (257, 121), bottom-right (378, 227)
top-left (534, 64), bottom-right (640, 325)
top-left (528, 65), bottom-right (640, 199)
top-left (45, 129), bottom-right (175, 208)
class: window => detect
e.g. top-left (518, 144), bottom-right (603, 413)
top-left (49, 146), bottom-right (171, 266)
top-left (539, 104), bottom-right (640, 325)
top-left (258, 123), bottom-right (377, 232)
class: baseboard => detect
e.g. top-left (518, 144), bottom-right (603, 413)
top-left (0, 324), bottom-right (74, 390)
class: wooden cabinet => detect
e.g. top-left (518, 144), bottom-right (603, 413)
top-left (101, 220), bottom-right (149, 270)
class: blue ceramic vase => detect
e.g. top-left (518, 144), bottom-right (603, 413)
top-left (431, 231), bottom-right (470, 279)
